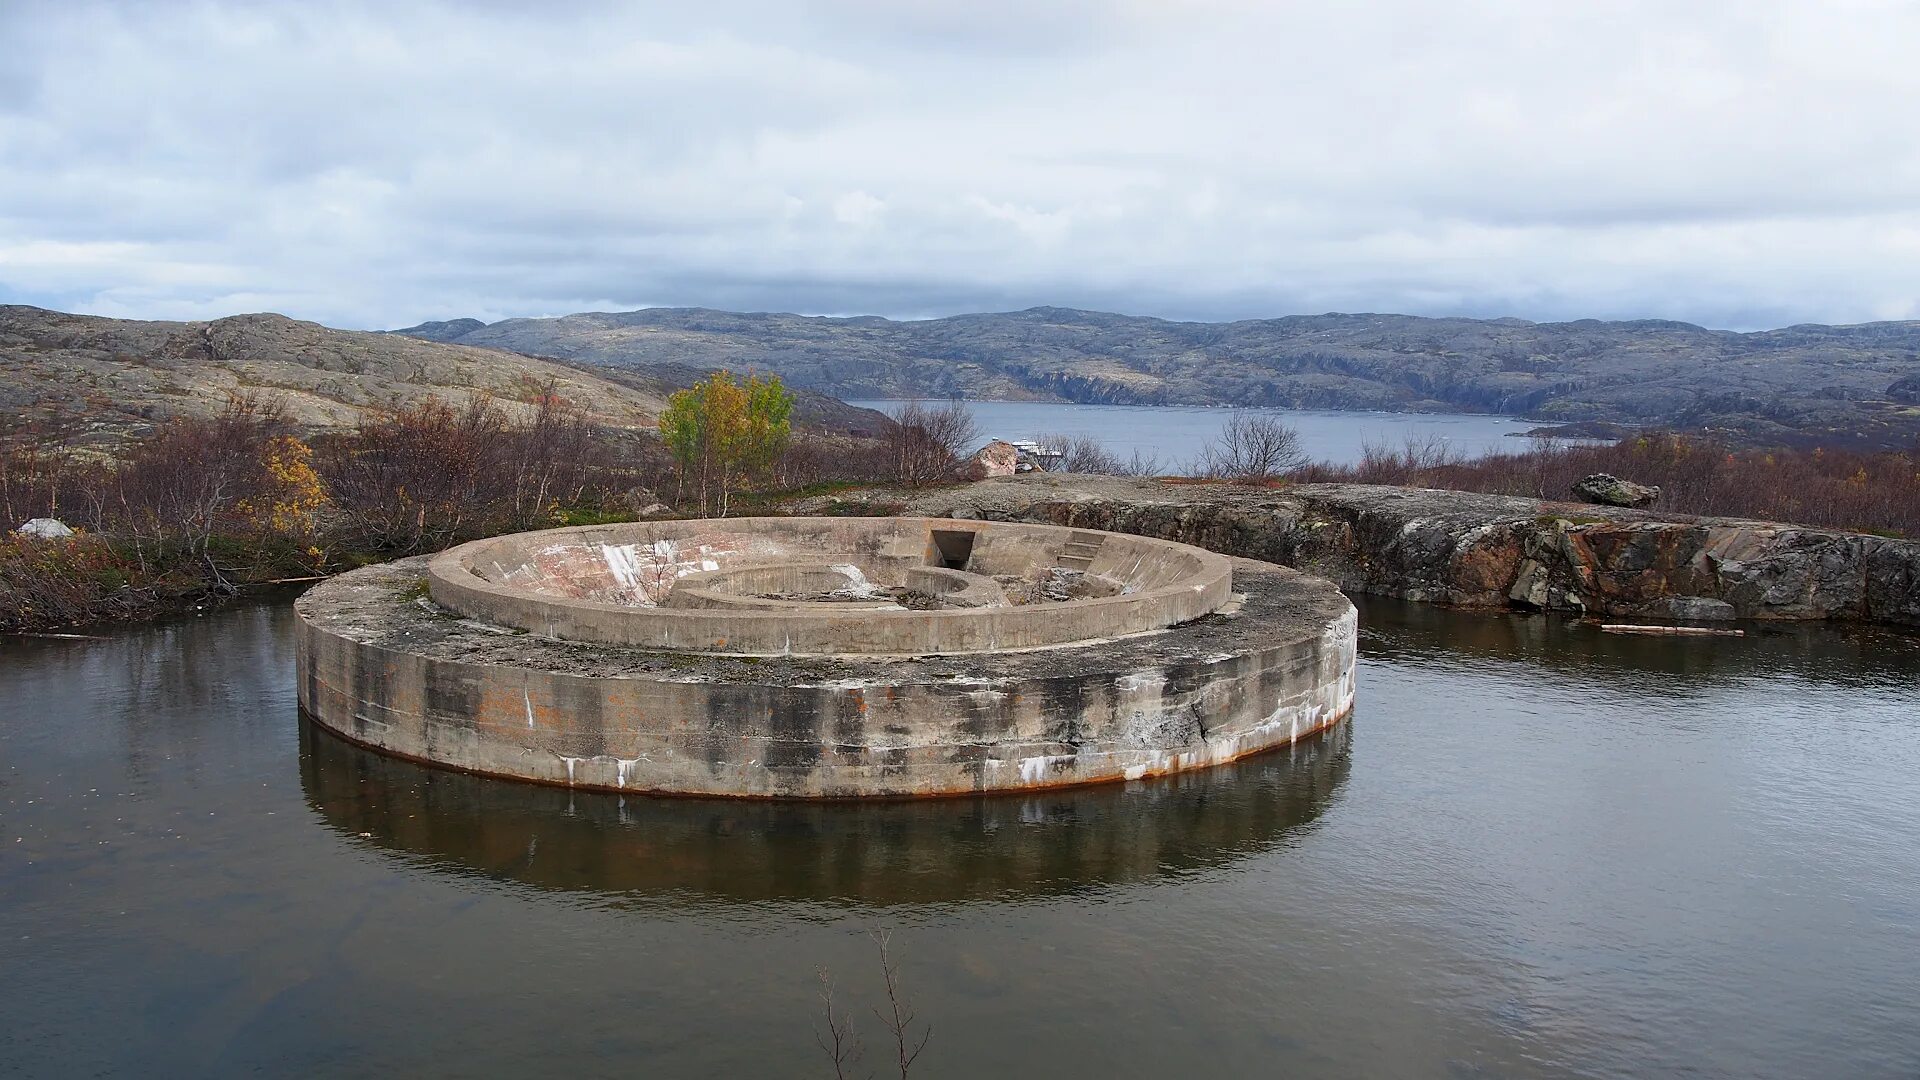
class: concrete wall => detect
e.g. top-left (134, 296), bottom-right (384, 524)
top-left (428, 517), bottom-right (1233, 655)
top-left (297, 558), bottom-right (1356, 799)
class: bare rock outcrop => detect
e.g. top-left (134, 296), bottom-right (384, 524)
top-left (906, 475), bottom-right (1920, 628)
top-left (1572, 473), bottom-right (1660, 508)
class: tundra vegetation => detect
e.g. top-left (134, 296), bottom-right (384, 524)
top-left (1291, 432), bottom-right (1920, 538)
top-left (0, 382), bottom-right (920, 632)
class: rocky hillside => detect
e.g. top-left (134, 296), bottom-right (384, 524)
top-left (0, 306), bottom-right (884, 447)
top-left (396, 306), bottom-right (1920, 449)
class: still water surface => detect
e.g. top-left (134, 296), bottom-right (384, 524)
top-left (845, 400), bottom-right (1552, 467)
top-left (4, 600), bottom-right (1919, 1077)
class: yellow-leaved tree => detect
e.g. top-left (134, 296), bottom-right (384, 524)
top-left (659, 370), bottom-right (794, 516)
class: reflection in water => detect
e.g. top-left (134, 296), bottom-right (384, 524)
top-left (299, 716), bottom-right (1350, 906)
top-left (9, 597), bottom-right (1919, 1079)
top-left (1357, 594), bottom-right (1920, 692)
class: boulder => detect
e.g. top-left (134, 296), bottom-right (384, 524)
top-left (962, 440), bottom-right (1022, 480)
top-left (16, 518), bottom-right (74, 539)
top-left (1572, 473), bottom-right (1660, 509)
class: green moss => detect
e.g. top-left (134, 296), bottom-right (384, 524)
top-left (554, 506), bottom-right (638, 527)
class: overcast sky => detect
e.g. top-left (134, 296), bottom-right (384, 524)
top-left (3, 0), bottom-right (1918, 331)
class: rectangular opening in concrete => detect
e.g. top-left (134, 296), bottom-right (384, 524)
top-left (930, 529), bottom-right (977, 570)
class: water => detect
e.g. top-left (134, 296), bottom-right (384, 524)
top-left (4, 599), bottom-right (1919, 1077)
top-left (846, 400), bottom-right (1558, 468)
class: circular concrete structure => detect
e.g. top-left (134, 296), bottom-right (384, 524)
top-left (295, 517), bottom-right (1357, 799)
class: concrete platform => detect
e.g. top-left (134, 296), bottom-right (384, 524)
top-left (295, 518), bottom-right (1357, 799)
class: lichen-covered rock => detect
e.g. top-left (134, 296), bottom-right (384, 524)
top-left (1572, 473), bottom-right (1661, 508)
top-left (1663, 596), bottom-right (1736, 621)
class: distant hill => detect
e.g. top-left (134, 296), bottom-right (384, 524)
top-left (0, 306), bottom-right (884, 448)
top-left (394, 306), bottom-right (1920, 449)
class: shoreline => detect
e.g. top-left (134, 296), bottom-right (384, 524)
top-left (14, 476), bottom-right (1918, 635)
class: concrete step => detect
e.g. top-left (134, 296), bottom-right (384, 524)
top-left (1058, 532), bottom-right (1105, 572)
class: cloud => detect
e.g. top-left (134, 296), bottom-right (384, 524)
top-left (2, 0), bottom-right (1919, 330)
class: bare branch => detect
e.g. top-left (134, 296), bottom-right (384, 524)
top-left (888, 399), bottom-right (978, 487)
top-left (871, 930), bottom-right (931, 1079)
top-left (814, 966), bottom-right (864, 1080)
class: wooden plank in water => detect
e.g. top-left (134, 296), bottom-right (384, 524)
top-left (1600, 624), bottom-right (1745, 637)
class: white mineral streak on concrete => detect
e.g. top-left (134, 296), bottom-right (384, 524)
top-left (524, 689), bottom-right (536, 729)
top-left (803, 678), bottom-right (879, 691)
top-left (1114, 668), bottom-right (1168, 737)
top-left (601, 543), bottom-right (641, 593)
top-left (558, 755), bottom-right (585, 784)
top-left (828, 562), bottom-right (886, 599)
top-left (1018, 753), bottom-right (1076, 784)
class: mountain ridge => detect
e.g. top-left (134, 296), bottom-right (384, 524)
top-left (394, 305), bottom-right (1920, 449)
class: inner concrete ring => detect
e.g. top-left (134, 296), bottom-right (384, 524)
top-left (427, 517), bottom-right (1234, 655)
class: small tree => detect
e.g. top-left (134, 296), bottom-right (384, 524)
top-left (888, 399), bottom-right (979, 487)
top-left (740, 372), bottom-right (796, 482)
top-left (1194, 411), bottom-right (1307, 482)
top-left (659, 370), bottom-right (794, 515)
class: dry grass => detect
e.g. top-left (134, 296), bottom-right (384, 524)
top-left (1295, 433), bottom-right (1920, 536)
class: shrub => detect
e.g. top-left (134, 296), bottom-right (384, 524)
top-left (887, 400), bottom-right (978, 487)
top-left (1298, 433), bottom-right (1920, 536)
top-left (1195, 412), bottom-right (1308, 482)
